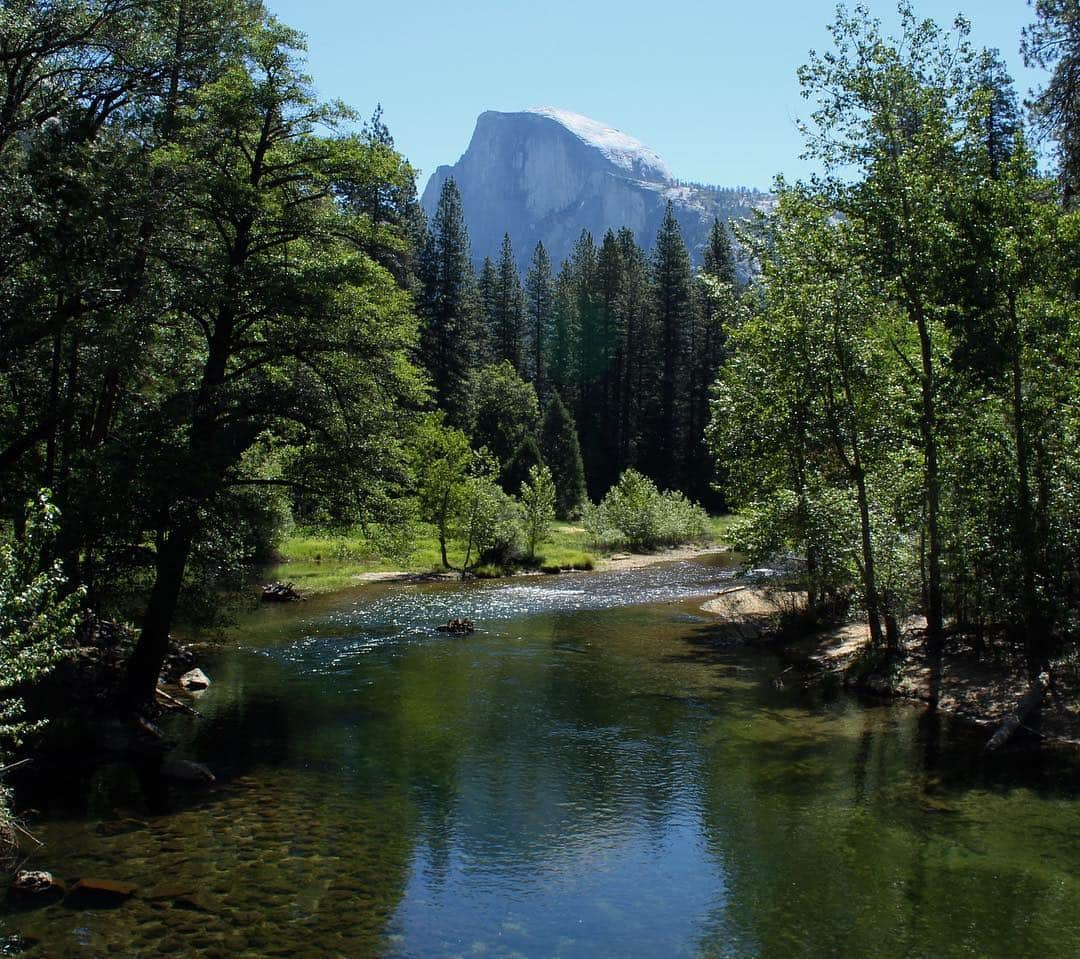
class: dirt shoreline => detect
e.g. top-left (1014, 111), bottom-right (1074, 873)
top-left (698, 585), bottom-right (1080, 749)
top-left (351, 544), bottom-right (729, 584)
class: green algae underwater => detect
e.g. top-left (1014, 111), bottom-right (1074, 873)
top-left (4, 556), bottom-right (1080, 958)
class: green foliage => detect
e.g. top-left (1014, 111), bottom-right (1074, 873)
top-left (418, 177), bottom-right (482, 421)
top-left (0, 492), bottom-right (81, 748)
top-left (501, 435), bottom-right (543, 497)
top-left (464, 361), bottom-right (540, 470)
top-left (583, 469), bottom-right (709, 551)
top-left (1022, 0), bottom-right (1080, 203)
top-left (520, 464), bottom-right (556, 559)
top-left (710, 5), bottom-right (1080, 667)
top-left (453, 467), bottom-right (522, 572)
top-left (411, 414), bottom-right (521, 572)
top-left (539, 395), bottom-right (586, 519)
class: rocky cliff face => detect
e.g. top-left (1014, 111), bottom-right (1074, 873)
top-left (421, 107), bottom-right (764, 269)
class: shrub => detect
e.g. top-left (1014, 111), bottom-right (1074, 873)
top-left (520, 464), bottom-right (556, 559)
top-left (583, 470), bottom-right (709, 551)
top-left (473, 564), bottom-right (504, 579)
top-left (1, 491), bottom-right (82, 750)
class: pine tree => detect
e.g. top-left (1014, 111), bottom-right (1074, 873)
top-left (418, 177), bottom-right (481, 422)
top-left (501, 435), bottom-right (544, 496)
top-left (539, 395), bottom-right (586, 519)
top-left (647, 203), bottom-right (694, 489)
top-left (525, 241), bottom-right (555, 396)
top-left (477, 256), bottom-right (497, 365)
top-left (492, 234), bottom-right (526, 372)
top-left (1023, 0), bottom-right (1080, 204)
top-left (703, 218), bottom-right (737, 285)
top-left (548, 269), bottom-right (580, 410)
top-left (614, 229), bottom-right (653, 477)
top-left (975, 49), bottom-right (1021, 177)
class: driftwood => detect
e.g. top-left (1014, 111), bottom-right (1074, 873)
top-left (983, 671), bottom-right (1050, 754)
top-left (436, 618), bottom-right (475, 635)
top-left (261, 582), bottom-right (302, 603)
top-left (155, 685), bottom-right (201, 717)
top-left (0, 759), bottom-right (32, 777)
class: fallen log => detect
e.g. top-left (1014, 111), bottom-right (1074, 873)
top-left (155, 685), bottom-right (201, 717)
top-left (983, 671), bottom-right (1050, 754)
top-left (436, 618), bottom-right (475, 635)
top-left (261, 581), bottom-right (302, 602)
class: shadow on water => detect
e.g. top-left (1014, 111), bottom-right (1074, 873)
top-left (5, 556), bottom-right (1080, 958)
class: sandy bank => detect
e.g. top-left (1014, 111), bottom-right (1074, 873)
top-left (698, 585), bottom-right (1080, 747)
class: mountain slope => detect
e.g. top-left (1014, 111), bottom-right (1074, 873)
top-left (421, 108), bottom-right (765, 270)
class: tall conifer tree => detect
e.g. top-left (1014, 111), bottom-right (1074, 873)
top-left (647, 203), bottom-right (694, 488)
top-left (525, 241), bottom-right (555, 396)
top-left (539, 395), bottom-right (587, 519)
top-left (493, 234), bottom-right (526, 372)
top-left (418, 178), bottom-right (481, 422)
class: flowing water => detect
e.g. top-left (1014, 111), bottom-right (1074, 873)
top-left (4, 556), bottom-right (1080, 958)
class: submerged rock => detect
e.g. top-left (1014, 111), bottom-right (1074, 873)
top-left (65, 878), bottom-right (137, 909)
top-left (160, 759), bottom-right (216, 785)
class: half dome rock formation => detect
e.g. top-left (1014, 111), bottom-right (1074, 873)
top-left (421, 107), bottom-right (764, 269)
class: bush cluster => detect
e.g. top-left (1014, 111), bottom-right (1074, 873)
top-left (583, 470), bottom-right (709, 551)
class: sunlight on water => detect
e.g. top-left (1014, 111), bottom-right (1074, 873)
top-left (5, 556), bottom-right (1080, 959)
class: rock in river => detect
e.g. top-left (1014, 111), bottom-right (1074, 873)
top-left (178, 668), bottom-right (210, 691)
top-left (65, 878), bottom-right (137, 909)
top-left (8, 870), bottom-right (66, 907)
top-left (160, 759), bottom-right (216, 785)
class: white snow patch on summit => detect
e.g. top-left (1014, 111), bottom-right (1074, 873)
top-left (525, 107), bottom-right (672, 182)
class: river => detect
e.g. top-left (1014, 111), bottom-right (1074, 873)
top-left (4, 555), bottom-right (1080, 957)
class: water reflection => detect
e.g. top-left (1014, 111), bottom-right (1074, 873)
top-left (5, 559), bottom-right (1080, 958)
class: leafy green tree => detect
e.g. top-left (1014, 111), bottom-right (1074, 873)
top-left (463, 361), bottom-right (540, 470)
top-left (454, 467), bottom-right (521, 572)
top-left (539, 395), bottom-right (586, 519)
top-left (122, 18), bottom-right (424, 705)
top-left (519, 464), bottom-right (556, 560)
top-left (412, 414), bottom-right (474, 570)
top-left (797, 5), bottom-right (981, 692)
top-left (1, 492), bottom-right (81, 747)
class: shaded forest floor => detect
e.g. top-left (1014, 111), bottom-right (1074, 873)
top-left (699, 586), bottom-right (1080, 748)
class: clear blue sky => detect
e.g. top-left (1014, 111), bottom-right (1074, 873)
top-left (264, 1), bottom-right (1043, 192)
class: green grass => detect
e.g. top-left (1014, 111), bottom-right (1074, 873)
top-left (705, 513), bottom-right (743, 546)
top-left (268, 515), bottom-right (739, 594)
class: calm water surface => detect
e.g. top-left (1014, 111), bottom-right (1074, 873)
top-left (4, 556), bottom-right (1080, 958)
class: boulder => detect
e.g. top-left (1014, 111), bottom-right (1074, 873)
top-left (65, 878), bottom-right (137, 909)
top-left (178, 668), bottom-right (210, 691)
top-left (8, 870), bottom-right (66, 907)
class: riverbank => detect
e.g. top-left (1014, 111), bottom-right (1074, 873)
top-left (698, 585), bottom-right (1080, 748)
top-left (267, 516), bottom-right (740, 595)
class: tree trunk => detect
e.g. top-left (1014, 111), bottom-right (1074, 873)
top-left (121, 523), bottom-right (195, 708)
top-left (913, 302), bottom-right (944, 710)
top-left (982, 672), bottom-right (1049, 754)
top-left (1008, 294), bottom-right (1046, 679)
